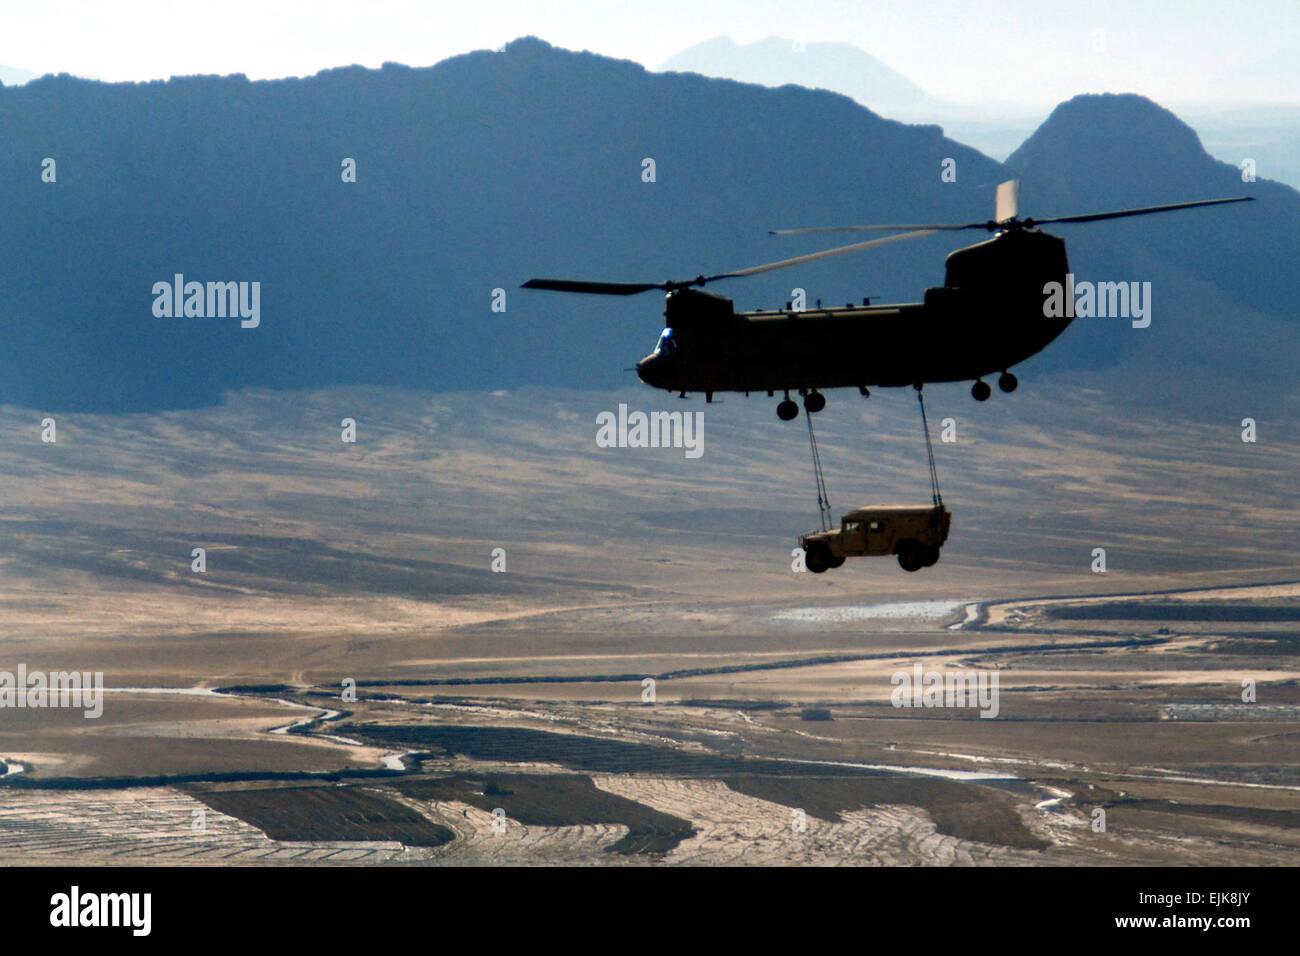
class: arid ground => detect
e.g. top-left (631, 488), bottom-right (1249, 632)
top-left (1, 377), bottom-right (1297, 864)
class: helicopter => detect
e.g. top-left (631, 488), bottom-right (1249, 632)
top-left (522, 181), bottom-right (1252, 420)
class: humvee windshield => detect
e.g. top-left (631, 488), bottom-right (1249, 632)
top-left (844, 520), bottom-right (861, 533)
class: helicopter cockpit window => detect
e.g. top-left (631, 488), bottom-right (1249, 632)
top-left (655, 327), bottom-right (677, 353)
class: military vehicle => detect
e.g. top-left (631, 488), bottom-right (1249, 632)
top-left (800, 504), bottom-right (952, 573)
top-left (522, 181), bottom-right (1251, 419)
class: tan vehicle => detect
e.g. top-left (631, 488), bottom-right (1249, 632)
top-left (800, 504), bottom-right (951, 573)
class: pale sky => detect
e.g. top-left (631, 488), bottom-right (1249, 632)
top-left (2, 0), bottom-right (1296, 108)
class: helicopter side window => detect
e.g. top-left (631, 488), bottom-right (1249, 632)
top-left (655, 327), bottom-right (677, 353)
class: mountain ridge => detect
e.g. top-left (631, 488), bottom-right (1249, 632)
top-left (0, 37), bottom-right (1290, 415)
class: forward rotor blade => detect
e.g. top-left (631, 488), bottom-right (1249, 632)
top-left (710, 229), bottom-right (939, 279)
top-left (521, 278), bottom-right (667, 295)
top-left (1028, 195), bottom-right (1254, 226)
top-left (523, 229), bottom-right (938, 296)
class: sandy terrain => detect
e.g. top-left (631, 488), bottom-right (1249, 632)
top-left (1, 383), bottom-right (1297, 864)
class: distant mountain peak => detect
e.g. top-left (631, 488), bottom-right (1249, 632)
top-left (658, 34), bottom-right (946, 119)
top-left (1012, 93), bottom-right (1210, 168)
top-left (501, 35), bottom-right (556, 54)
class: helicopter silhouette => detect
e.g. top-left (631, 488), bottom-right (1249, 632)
top-left (523, 181), bottom-right (1252, 420)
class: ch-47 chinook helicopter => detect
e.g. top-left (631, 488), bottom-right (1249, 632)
top-left (523, 181), bottom-right (1252, 420)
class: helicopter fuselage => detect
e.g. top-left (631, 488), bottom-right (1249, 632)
top-left (636, 228), bottom-right (1072, 397)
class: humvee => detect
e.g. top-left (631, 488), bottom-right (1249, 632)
top-left (799, 504), bottom-right (951, 573)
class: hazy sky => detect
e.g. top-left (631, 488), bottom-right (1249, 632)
top-left (2, 1), bottom-right (1296, 107)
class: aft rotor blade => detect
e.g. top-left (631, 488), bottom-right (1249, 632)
top-left (710, 229), bottom-right (939, 280)
top-left (995, 179), bottom-right (1020, 224)
top-left (521, 278), bottom-right (667, 295)
top-left (770, 222), bottom-right (983, 236)
top-left (771, 195), bottom-right (1256, 236)
top-left (1028, 196), bottom-right (1254, 226)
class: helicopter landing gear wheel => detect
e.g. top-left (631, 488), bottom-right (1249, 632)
top-left (971, 380), bottom-right (991, 402)
top-left (998, 371), bottom-right (1018, 393)
top-left (803, 390), bottom-right (826, 414)
top-left (777, 399), bottom-right (799, 421)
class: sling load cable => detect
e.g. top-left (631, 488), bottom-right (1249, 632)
top-left (805, 406), bottom-right (833, 533)
top-left (915, 384), bottom-right (943, 510)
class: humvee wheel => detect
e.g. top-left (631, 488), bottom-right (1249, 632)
top-left (827, 554), bottom-right (845, 569)
top-left (921, 545), bottom-right (940, 568)
top-left (777, 399), bottom-right (799, 421)
top-left (897, 541), bottom-right (924, 572)
top-left (804, 544), bottom-right (830, 573)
